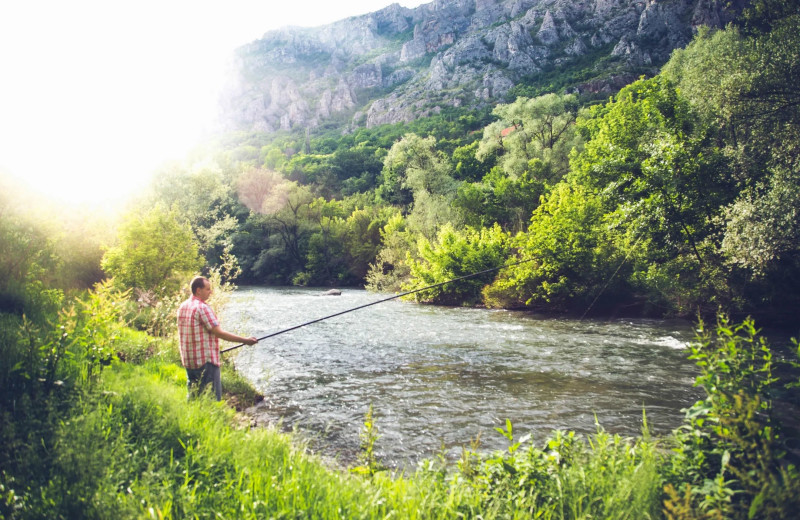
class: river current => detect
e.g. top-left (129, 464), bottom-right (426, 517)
top-left (223, 286), bottom-right (703, 469)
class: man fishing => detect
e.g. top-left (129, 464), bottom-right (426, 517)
top-left (177, 276), bottom-right (257, 400)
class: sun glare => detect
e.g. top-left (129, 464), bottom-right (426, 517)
top-left (0, 1), bottom-right (427, 210)
top-left (0, 2), bottom-right (232, 210)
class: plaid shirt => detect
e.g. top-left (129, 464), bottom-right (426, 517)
top-left (177, 295), bottom-right (220, 369)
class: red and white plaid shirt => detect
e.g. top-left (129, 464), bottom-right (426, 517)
top-left (177, 295), bottom-right (220, 369)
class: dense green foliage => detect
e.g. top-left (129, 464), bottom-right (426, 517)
top-left (662, 317), bottom-right (800, 519)
top-left (483, 183), bottom-right (625, 312)
top-left (101, 205), bottom-right (204, 297)
top-left (406, 223), bottom-right (509, 305)
top-left (0, 180), bottom-right (107, 318)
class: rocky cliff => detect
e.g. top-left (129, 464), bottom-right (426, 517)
top-left (219, 0), bottom-right (739, 134)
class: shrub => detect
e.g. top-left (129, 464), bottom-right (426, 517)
top-left (664, 316), bottom-right (800, 519)
top-left (405, 223), bottom-right (509, 305)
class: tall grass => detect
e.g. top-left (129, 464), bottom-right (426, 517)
top-left (24, 361), bottom-right (487, 519)
top-left (447, 420), bottom-right (663, 519)
top-left (557, 427), bottom-right (661, 519)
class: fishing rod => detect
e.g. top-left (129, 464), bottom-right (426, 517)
top-left (221, 257), bottom-right (533, 354)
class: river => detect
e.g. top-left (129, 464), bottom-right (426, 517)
top-left (223, 286), bottom-right (703, 469)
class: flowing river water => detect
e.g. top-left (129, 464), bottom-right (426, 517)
top-left (223, 286), bottom-right (703, 469)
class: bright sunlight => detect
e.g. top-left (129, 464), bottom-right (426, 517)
top-left (0, 0), bottom-right (426, 210)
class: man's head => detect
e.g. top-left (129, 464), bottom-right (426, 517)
top-left (190, 276), bottom-right (212, 301)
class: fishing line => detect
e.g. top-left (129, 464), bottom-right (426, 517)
top-left (578, 235), bottom-right (641, 321)
top-left (221, 257), bottom-right (534, 353)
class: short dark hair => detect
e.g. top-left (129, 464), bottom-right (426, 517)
top-left (190, 276), bottom-right (209, 295)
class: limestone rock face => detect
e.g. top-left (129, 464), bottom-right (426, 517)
top-left (220, 0), bottom-right (739, 133)
top-left (537, 11), bottom-right (560, 46)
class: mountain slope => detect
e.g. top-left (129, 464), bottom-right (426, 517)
top-left (219, 0), bottom-right (739, 134)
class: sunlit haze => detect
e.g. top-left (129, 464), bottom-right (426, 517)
top-left (0, 0), bottom-right (427, 210)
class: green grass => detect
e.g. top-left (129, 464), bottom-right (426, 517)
top-left (31, 362), bottom-right (364, 518)
top-left (22, 360), bottom-right (489, 519)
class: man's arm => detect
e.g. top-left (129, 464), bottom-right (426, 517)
top-left (210, 326), bottom-right (257, 345)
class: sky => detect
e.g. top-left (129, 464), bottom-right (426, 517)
top-left (0, 0), bottom-right (427, 210)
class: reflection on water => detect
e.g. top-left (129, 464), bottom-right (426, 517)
top-left (223, 286), bottom-right (702, 469)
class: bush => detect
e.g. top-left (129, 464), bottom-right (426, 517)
top-left (483, 182), bottom-right (625, 312)
top-left (405, 223), bottom-right (509, 305)
top-left (443, 419), bottom-right (662, 519)
top-left (101, 205), bottom-right (203, 297)
top-left (664, 316), bottom-right (800, 519)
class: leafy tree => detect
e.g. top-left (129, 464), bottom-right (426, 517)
top-left (570, 76), bottom-right (728, 267)
top-left (365, 213), bottom-right (417, 292)
top-left (660, 27), bottom-right (750, 153)
top-left (455, 165), bottom-right (547, 232)
top-left (300, 201), bottom-right (390, 285)
top-left (148, 163), bottom-right (241, 266)
top-left (53, 211), bottom-right (109, 291)
top-left (228, 144), bottom-right (261, 165)
top-left (376, 159), bottom-right (414, 208)
top-left (320, 145), bottom-right (387, 197)
top-left (0, 178), bottom-right (106, 318)
top-left (743, 14), bottom-right (800, 146)
top-left (0, 211), bottom-right (53, 301)
top-left (662, 16), bottom-right (799, 187)
top-left (407, 135), bottom-right (456, 194)
top-left (237, 167), bottom-right (290, 214)
top-left (477, 93), bottom-right (581, 183)
top-left (261, 145), bottom-right (287, 170)
top-left (340, 209), bottom-right (385, 281)
top-left (719, 161), bottom-right (800, 320)
top-left (101, 205), bottom-right (203, 296)
top-left (233, 212), bottom-right (294, 283)
top-left (377, 134), bottom-right (452, 207)
top-left (483, 182), bottom-right (623, 312)
top-left (662, 13), bottom-right (800, 317)
top-left (405, 223), bottom-right (509, 305)
top-left (378, 134), bottom-right (461, 239)
top-left (721, 164), bottom-right (800, 275)
top-left (281, 153), bottom-right (333, 188)
top-left (736, 0), bottom-right (800, 34)
top-left (236, 167), bottom-right (315, 275)
top-left (264, 185), bottom-right (314, 272)
top-left (297, 198), bottom-right (348, 285)
top-left (458, 94), bottom-right (582, 232)
top-left (452, 182), bottom-right (490, 229)
top-left (0, 212), bottom-right (62, 320)
top-left (406, 189), bottom-right (463, 242)
top-left (330, 146), bottom-right (384, 185)
top-left (451, 141), bottom-right (490, 182)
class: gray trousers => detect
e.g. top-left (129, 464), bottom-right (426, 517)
top-left (186, 362), bottom-right (221, 401)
